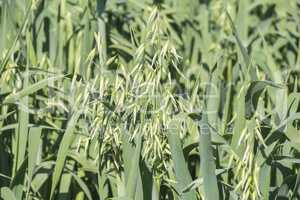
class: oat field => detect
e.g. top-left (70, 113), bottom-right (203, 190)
top-left (0, 0), bottom-right (300, 199)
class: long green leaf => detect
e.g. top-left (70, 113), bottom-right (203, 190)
top-left (3, 75), bottom-right (64, 104)
top-left (50, 111), bottom-right (81, 199)
top-left (167, 123), bottom-right (196, 200)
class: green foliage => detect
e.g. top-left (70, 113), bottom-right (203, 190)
top-left (0, 0), bottom-right (300, 199)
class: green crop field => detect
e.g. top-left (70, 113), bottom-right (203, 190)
top-left (0, 0), bottom-right (299, 199)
